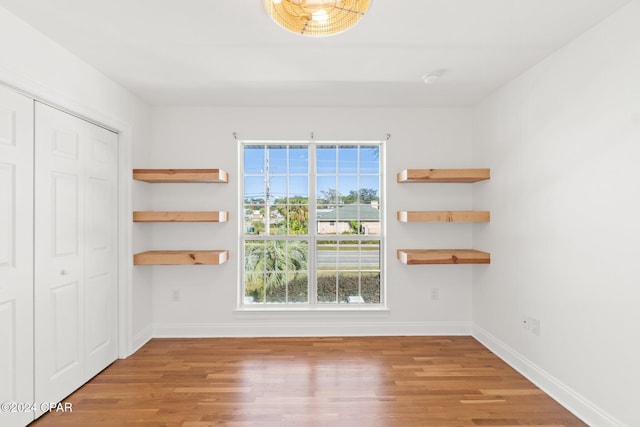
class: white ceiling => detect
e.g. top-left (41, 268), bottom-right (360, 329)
top-left (0, 0), bottom-right (630, 107)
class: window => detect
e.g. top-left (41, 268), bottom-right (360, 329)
top-left (241, 142), bottom-right (384, 307)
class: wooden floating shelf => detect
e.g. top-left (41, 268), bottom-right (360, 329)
top-left (397, 249), bottom-right (490, 265)
top-left (397, 211), bottom-right (490, 223)
top-left (133, 211), bottom-right (229, 222)
top-left (134, 250), bottom-right (229, 265)
top-left (397, 168), bottom-right (490, 183)
top-left (133, 169), bottom-right (228, 183)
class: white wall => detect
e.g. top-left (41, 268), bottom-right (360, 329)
top-left (472, 2), bottom-right (640, 426)
top-left (145, 106), bottom-right (480, 336)
top-left (0, 6), bottom-right (153, 356)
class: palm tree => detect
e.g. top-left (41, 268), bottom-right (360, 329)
top-left (244, 240), bottom-right (308, 300)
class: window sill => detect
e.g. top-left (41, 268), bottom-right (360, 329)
top-left (234, 304), bottom-right (390, 314)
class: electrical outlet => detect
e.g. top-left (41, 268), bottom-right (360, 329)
top-left (430, 288), bottom-right (439, 300)
top-left (530, 318), bottom-right (540, 336)
top-left (171, 289), bottom-right (180, 302)
top-left (522, 315), bottom-right (540, 336)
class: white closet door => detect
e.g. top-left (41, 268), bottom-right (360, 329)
top-left (83, 110), bottom-right (118, 377)
top-left (0, 87), bottom-right (34, 427)
top-left (34, 103), bottom-right (118, 413)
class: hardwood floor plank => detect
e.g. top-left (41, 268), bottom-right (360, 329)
top-left (31, 336), bottom-right (587, 427)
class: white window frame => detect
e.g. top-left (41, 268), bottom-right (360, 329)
top-left (238, 140), bottom-right (386, 309)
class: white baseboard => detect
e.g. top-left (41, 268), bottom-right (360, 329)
top-left (130, 324), bottom-right (153, 355)
top-left (152, 321), bottom-right (471, 338)
top-left (472, 324), bottom-right (625, 427)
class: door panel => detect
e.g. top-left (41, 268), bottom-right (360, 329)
top-left (52, 129), bottom-right (79, 160)
top-left (51, 281), bottom-right (81, 378)
top-left (35, 102), bottom-right (118, 415)
top-left (83, 130), bottom-right (117, 378)
top-left (53, 172), bottom-right (80, 256)
top-left (87, 178), bottom-right (110, 251)
top-left (86, 273), bottom-right (110, 354)
top-left (0, 108), bottom-right (16, 145)
top-left (0, 163), bottom-right (14, 267)
top-left (35, 104), bottom-right (86, 409)
top-left (0, 300), bottom-right (17, 399)
top-left (0, 86), bottom-right (34, 427)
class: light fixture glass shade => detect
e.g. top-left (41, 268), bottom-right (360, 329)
top-left (264, 0), bottom-right (371, 37)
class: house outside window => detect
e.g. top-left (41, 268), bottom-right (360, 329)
top-left (240, 142), bottom-right (384, 307)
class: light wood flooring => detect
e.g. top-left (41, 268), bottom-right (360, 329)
top-left (31, 336), bottom-right (587, 427)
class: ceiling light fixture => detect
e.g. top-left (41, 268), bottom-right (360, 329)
top-left (264, 0), bottom-right (371, 37)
